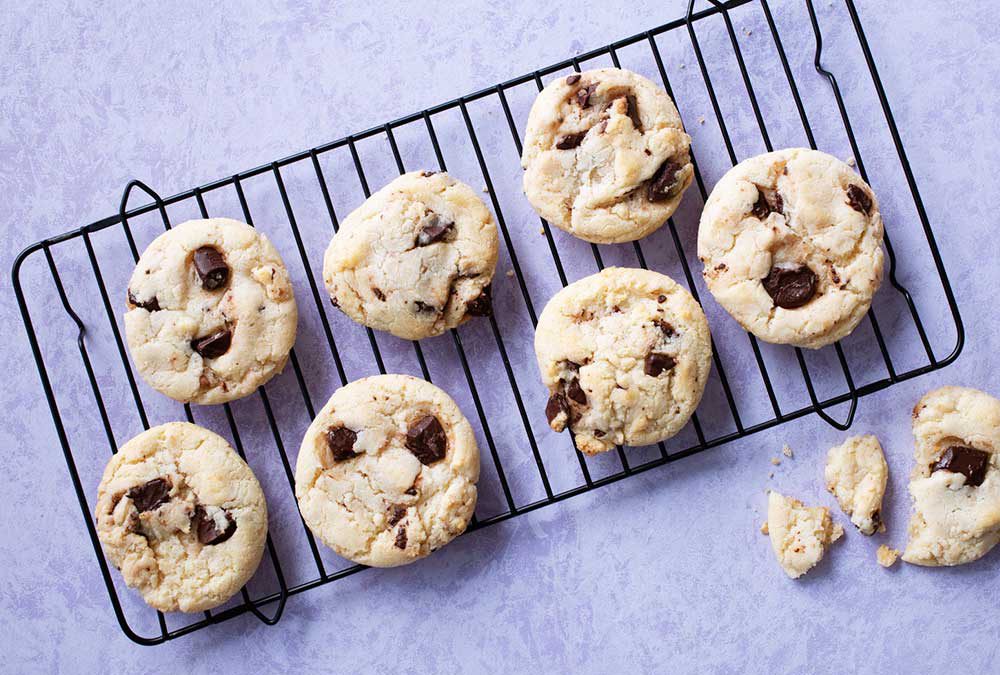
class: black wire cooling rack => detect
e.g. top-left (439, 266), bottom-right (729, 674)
top-left (12, 0), bottom-right (963, 645)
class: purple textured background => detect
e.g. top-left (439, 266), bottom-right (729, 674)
top-left (3, 1), bottom-right (999, 672)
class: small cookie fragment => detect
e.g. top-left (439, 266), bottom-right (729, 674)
top-left (903, 386), bottom-right (1000, 566)
top-left (876, 545), bottom-right (900, 568)
top-left (781, 444), bottom-right (794, 458)
top-left (766, 491), bottom-right (844, 579)
top-left (824, 434), bottom-right (888, 535)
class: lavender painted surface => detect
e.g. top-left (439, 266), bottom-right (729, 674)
top-left (2, 1), bottom-right (998, 672)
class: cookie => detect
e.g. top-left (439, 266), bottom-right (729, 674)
top-left (124, 217), bottom-right (298, 404)
top-left (294, 374), bottom-right (480, 567)
top-left (824, 434), bottom-right (888, 535)
top-left (520, 68), bottom-right (694, 244)
top-left (903, 386), bottom-right (1000, 566)
top-left (95, 422), bottom-right (268, 613)
top-left (766, 491), bottom-right (844, 579)
top-left (698, 148), bottom-right (884, 349)
top-left (534, 267), bottom-right (712, 455)
top-left (323, 171), bottom-right (498, 340)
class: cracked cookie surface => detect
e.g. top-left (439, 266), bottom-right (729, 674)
top-left (94, 422), bottom-right (268, 612)
top-left (766, 491), bottom-right (843, 579)
top-left (825, 434), bottom-right (888, 535)
top-left (295, 374), bottom-right (480, 567)
top-left (521, 68), bottom-right (693, 244)
top-left (698, 148), bottom-right (883, 349)
top-left (903, 386), bottom-right (1000, 566)
top-left (323, 171), bottom-right (498, 340)
top-left (534, 267), bottom-right (711, 455)
top-left (124, 218), bottom-right (298, 404)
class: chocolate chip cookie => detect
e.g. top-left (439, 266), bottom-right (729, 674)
top-left (294, 374), bottom-right (480, 567)
top-left (904, 386), bottom-right (1000, 566)
top-left (94, 422), bottom-right (268, 612)
top-left (323, 171), bottom-right (498, 340)
top-left (124, 217), bottom-right (298, 404)
top-left (534, 267), bottom-right (712, 455)
top-left (698, 148), bottom-right (884, 349)
top-left (521, 68), bottom-right (694, 244)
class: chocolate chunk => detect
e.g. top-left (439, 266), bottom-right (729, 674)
top-left (647, 160), bottom-right (683, 202)
top-left (593, 429), bottom-right (606, 438)
top-left (644, 352), bottom-right (676, 377)
top-left (404, 486), bottom-right (418, 496)
top-left (372, 287), bottom-right (386, 301)
top-left (657, 294), bottom-right (667, 303)
top-left (330, 296), bottom-right (340, 309)
top-left (406, 415), bottom-right (447, 465)
top-left (563, 360), bottom-right (581, 372)
top-left (565, 378), bottom-right (587, 405)
top-left (751, 186), bottom-right (784, 219)
top-left (575, 82), bottom-right (598, 107)
top-left (871, 510), bottom-right (882, 531)
top-left (387, 505), bottom-right (407, 527)
top-left (127, 289), bottom-right (160, 312)
top-left (326, 426), bottom-right (358, 462)
top-left (466, 286), bottom-right (492, 316)
top-left (931, 446), bottom-right (990, 487)
top-left (565, 74), bottom-right (581, 85)
top-left (191, 328), bottom-right (232, 359)
top-left (762, 265), bottom-right (817, 309)
top-left (545, 392), bottom-right (569, 425)
top-left (416, 213), bottom-right (454, 246)
top-left (846, 184), bottom-right (873, 215)
top-left (127, 477), bottom-right (172, 512)
top-left (193, 247), bottom-right (229, 290)
top-left (555, 132), bottom-right (587, 150)
top-left (655, 319), bottom-right (675, 337)
top-left (420, 170), bottom-right (439, 177)
top-left (395, 527), bottom-right (407, 549)
top-left (625, 94), bottom-right (642, 132)
top-left (414, 300), bottom-right (437, 313)
top-left (192, 505), bottom-right (237, 545)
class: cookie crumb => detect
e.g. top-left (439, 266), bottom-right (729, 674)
top-left (760, 521), bottom-right (769, 535)
top-left (539, 228), bottom-right (545, 236)
top-left (482, 185), bottom-right (489, 193)
top-left (846, 156), bottom-right (856, 167)
top-left (768, 471), bottom-right (774, 479)
top-left (877, 545), bottom-right (900, 568)
top-left (770, 457), bottom-right (781, 466)
top-left (506, 270), bottom-right (515, 278)
top-left (698, 115), bottom-right (705, 125)
top-left (781, 444), bottom-right (793, 458)
top-left (743, 27), bottom-right (752, 36)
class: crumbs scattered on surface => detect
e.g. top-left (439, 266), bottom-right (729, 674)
top-left (506, 269), bottom-right (515, 278)
top-left (877, 545), bottom-right (900, 568)
top-left (782, 444), bottom-right (794, 458)
top-left (760, 521), bottom-right (769, 535)
top-left (770, 457), bottom-right (781, 466)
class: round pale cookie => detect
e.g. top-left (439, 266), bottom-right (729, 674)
top-left (323, 171), bottom-right (498, 340)
top-left (295, 374), bottom-right (480, 567)
top-left (534, 267), bottom-right (712, 455)
top-left (94, 422), bottom-right (268, 613)
top-left (520, 67), bottom-right (694, 244)
top-left (698, 148), bottom-right (884, 349)
top-left (903, 386), bottom-right (1000, 567)
top-left (124, 218), bottom-right (298, 404)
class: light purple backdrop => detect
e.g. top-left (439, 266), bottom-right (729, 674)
top-left (3, 1), bottom-right (998, 672)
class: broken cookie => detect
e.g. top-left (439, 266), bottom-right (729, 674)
top-left (766, 491), bottom-right (844, 579)
top-left (825, 434), bottom-right (888, 535)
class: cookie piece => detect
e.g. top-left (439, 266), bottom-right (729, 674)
top-left (323, 171), bottom-right (498, 340)
top-left (295, 374), bottom-right (480, 567)
top-left (124, 218), bottom-right (298, 404)
top-left (766, 491), bottom-right (844, 579)
top-left (824, 434), bottom-right (888, 535)
top-left (95, 422), bottom-right (268, 612)
top-left (698, 148), bottom-right (884, 349)
top-left (534, 267), bottom-right (712, 455)
top-left (903, 386), bottom-right (1000, 566)
top-left (521, 68), bottom-right (694, 244)
top-left (876, 545), bottom-right (900, 568)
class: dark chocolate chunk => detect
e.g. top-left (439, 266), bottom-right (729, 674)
top-left (625, 94), bottom-right (642, 132)
top-left (372, 287), bottom-right (386, 301)
top-left (414, 300), bottom-right (437, 313)
top-left (326, 426), bottom-right (358, 462)
top-left (416, 213), bottom-right (454, 246)
top-left (575, 82), bottom-right (598, 107)
top-left (846, 184), bottom-right (873, 215)
top-left (395, 527), bottom-right (408, 549)
top-left (870, 510), bottom-right (882, 532)
top-left (545, 393), bottom-right (569, 425)
top-left (565, 74), bottom-right (581, 85)
top-left (762, 265), bottom-right (817, 309)
top-left (657, 294), bottom-right (667, 303)
top-left (465, 285), bottom-right (492, 316)
top-left (647, 160), bottom-right (683, 202)
top-left (655, 319), bottom-right (675, 337)
top-left (193, 247), bottom-right (229, 290)
top-left (593, 429), bottom-right (606, 438)
top-left (388, 504), bottom-right (407, 527)
top-left (420, 170), bottom-right (439, 177)
top-left (555, 132), bottom-right (587, 150)
top-left (751, 185), bottom-right (784, 219)
top-left (192, 505), bottom-right (237, 545)
top-left (563, 360), bottom-right (581, 372)
top-left (931, 446), bottom-right (990, 487)
top-left (644, 352), bottom-right (676, 377)
top-left (127, 289), bottom-right (160, 312)
top-left (404, 486), bottom-right (418, 496)
top-left (565, 378), bottom-right (587, 405)
top-left (330, 296), bottom-right (340, 309)
top-left (191, 328), bottom-right (232, 359)
top-left (406, 415), bottom-right (448, 465)
top-left (127, 477), bottom-right (172, 512)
